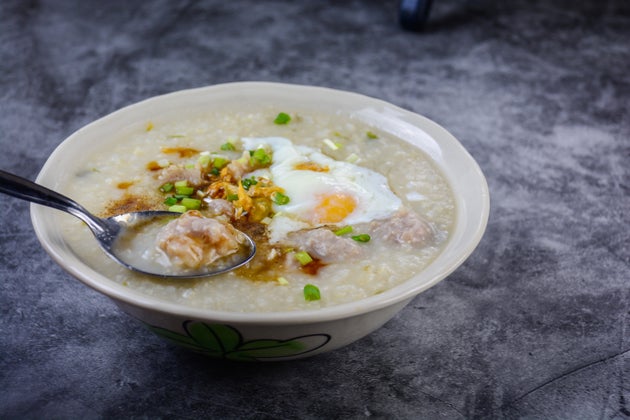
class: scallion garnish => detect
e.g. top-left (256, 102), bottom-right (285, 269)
top-left (274, 112), bottom-right (291, 125)
top-left (181, 197), bottom-right (201, 210)
top-left (249, 148), bottom-right (272, 167)
top-left (334, 226), bottom-right (353, 236)
top-left (175, 186), bottom-right (194, 196)
top-left (226, 193), bottom-right (238, 201)
top-left (168, 205), bottom-right (187, 213)
top-left (242, 176), bottom-right (258, 190)
top-left (163, 196), bottom-right (178, 206)
top-left (323, 138), bottom-right (342, 151)
top-left (273, 192), bottom-right (290, 205)
top-left (198, 154), bottom-right (212, 167)
top-left (159, 182), bottom-right (174, 193)
top-left (213, 157), bottom-right (228, 169)
top-left (366, 131), bottom-right (379, 139)
top-left (295, 251), bottom-right (313, 265)
top-left (220, 141), bottom-right (236, 151)
top-left (345, 153), bottom-right (360, 164)
top-left (303, 284), bottom-right (321, 301)
top-left (351, 234), bottom-right (371, 243)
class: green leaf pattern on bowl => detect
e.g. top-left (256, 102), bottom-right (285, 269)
top-left (148, 321), bottom-right (331, 361)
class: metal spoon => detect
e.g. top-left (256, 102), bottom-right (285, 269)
top-left (0, 169), bottom-right (256, 278)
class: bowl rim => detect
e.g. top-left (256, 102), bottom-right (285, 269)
top-left (31, 81), bottom-right (490, 325)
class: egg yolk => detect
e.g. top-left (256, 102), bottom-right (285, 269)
top-left (313, 193), bottom-right (356, 224)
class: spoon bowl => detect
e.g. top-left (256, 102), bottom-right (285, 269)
top-left (0, 169), bottom-right (256, 278)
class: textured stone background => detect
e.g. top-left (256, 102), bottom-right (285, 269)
top-left (1, 0), bottom-right (628, 418)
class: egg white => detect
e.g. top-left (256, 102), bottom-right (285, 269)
top-left (242, 137), bottom-right (402, 242)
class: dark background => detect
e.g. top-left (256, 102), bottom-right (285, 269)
top-left (1, 1), bottom-right (629, 418)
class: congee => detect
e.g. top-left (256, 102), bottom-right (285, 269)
top-left (60, 107), bottom-right (456, 312)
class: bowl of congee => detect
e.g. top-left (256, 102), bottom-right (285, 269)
top-left (31, 82), bottom-right (489, 361)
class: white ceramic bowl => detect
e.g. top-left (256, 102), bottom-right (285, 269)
top-left (31, 82), bottom-right (489, 361)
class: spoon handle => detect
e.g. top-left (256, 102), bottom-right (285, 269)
top-left (0, 169), bottom-right (107, 234)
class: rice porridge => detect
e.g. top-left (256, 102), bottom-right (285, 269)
top-left (59, 107), bottom-right (456, 312)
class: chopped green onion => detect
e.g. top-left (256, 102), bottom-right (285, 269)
top-left (346, 153), bottom-right (360, 164)
top-left (277, 277), bottom-right (289, 285)
top-left (351, 234), bottom-right (371, 243)
top-left (273, 192), bottom-right (290, 205)
top-left (159, 182), bottom-right (174, 193)
top-left (334, 226), bottom-right (353, 236)
top-left (210, 167), bottom-right (220, 176)
top-left (226, 193), bottom-right (238, 201)
top-left (242, 176), bottom-right (258, 190)
top-left (220, 141), bottom-right (236, 151)
top-left (323, 138), bottom-right (342, 151)
top-left (303, 284), bottom-right (321, 301)
top-left (274, 112), bottom-right (291, 125)
top-left (213, 157), bottom-right (228, 169)
top-left (294, 251), bottom-right (313, 265)
top-left (168, 205), bottom-right (187, 213)
top-left (174, 180), bottom-right (188, 187)
top-left (366, 131), bottom-right (379, 139)
top-left (198, 154), bottom-right (212, 167)
top-left (249, 148), bottom-right (272, 167)
top-left (184, 163), bottom-right (195, 169)
top-left (163, 196), bottom-right (178, 206)
top-left (181, 197), bottom-right (201, 210)
top-left (235, 154), bottom-right (249, 165)
top-left (175, 186), bottom-right (194, 196)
